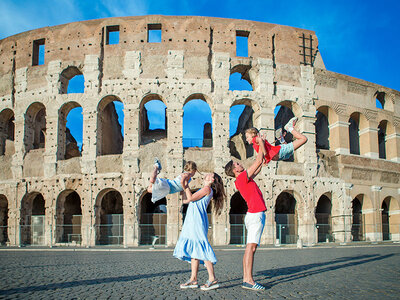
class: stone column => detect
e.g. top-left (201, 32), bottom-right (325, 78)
top-left (81, 107), bottom-right (97, 175)
top-left (329, 114), bottom-right (350, 155)
top-left (43, 115), bottom-right (58, 177)
top-left (359, 120), bottom-right (379, 158)
top-left (386, 124), bottom-right (400, 162)
top-left (11, 117), bottom-right (24, 179)
top-left (165, 104), bottom-right (184, 246)
top-left (365, 185), bottom-right (382, 242)
top-left (122, 103), bottom-right (140, 176)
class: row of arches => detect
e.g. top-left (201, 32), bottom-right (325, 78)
top-left (0, 190), bottom-right (398, 246)
top-left (1, 95), bottom-right (396, 162)
top-left (316, 106), bottom-right (397, 160)
top-left (0, 95), bottom-right (299, 161)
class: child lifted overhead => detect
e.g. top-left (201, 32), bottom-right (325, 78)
top-left (245, 117), bottom-right (308, 163)
top-left (147, 159), bottom-right (197, 203)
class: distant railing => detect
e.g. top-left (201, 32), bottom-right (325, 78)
top-left (182, 138), bottom-right (212, 148)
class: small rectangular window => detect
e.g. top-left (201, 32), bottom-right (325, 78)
top-left (148, 24), bottom-right (162, 43)
top-left (236, 31), bottom-right (249, 57)
top-left (106, 25), bottom-right (120, 45)
top-left (32, 38), bottom-right (45, 66)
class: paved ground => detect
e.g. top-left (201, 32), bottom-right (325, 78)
top-left (0, 244), bottom-right (399, 299)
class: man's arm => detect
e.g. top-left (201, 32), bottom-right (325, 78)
top-left (246, 146), bottom-right (264, 179)
top-left (255, 136), bottom-right (267, 157)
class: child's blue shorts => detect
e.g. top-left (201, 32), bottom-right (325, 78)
top-left (278, 142), bottom-right (294, 160)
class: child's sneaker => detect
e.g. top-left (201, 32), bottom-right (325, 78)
top-left (284, 117), bottom-right (298, 133)
top-left (275, 128), bottom-right (286, 144)
top-left (154, 158), bottom-right (162, 172)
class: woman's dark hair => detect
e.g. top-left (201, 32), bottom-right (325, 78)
top-left (211, 173), bottom-right (226, 215)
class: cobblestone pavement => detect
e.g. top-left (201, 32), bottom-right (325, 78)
top-left (0, 244), bottom-right (399, 299)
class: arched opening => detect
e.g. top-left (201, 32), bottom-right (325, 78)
top-left (58, 102), bottom-right (82, 160)
top-left (315, 194), bottom-right (332, 242)
top-left (139, 95), bottom-right (167, 145)
top-left (183, 95), bottom-right (212, 148)
top-left (381, 200), bottom-right (390, 241)
top-left (229, 99), bottom-right (259, 160)
top-left (20, 192), bottom-right (46, 245)
top-left (24, 103), bottom-right (46, 152)
top-left (97, 96), bottom-right (124, 156)
top-left (315, 108), bottom-right (329, 150)
top-left (375, 91), bottom-right (385, 109)
top-left (60, 66), bottom-right (85, 94)
top-left (383, 197), bottom-right (400, 241)
top-left (139, 192), bottom-right (167, 246)
top-left (229, 192), bottom-right (247, 244)
top-left (0, 109), bottom-right (15, 156)
top-left (95, 190), bottom-right (123, 245)
top-left (275, 192), bottom-right (297, 244)
top-left (229, 65), bottom-right (253, 91)
top-left (351, 196), bottom-right (364, 241)
top-left (378, 120), bottom-right (387, 159)
top-left (274, 103), bottom-right (296, 161)
top-left (349, 113), bottom-right (360, 155)
top-left (56, 191), bottom-right (82, 244)
top-left (0, 195), bottom-right (8, 245)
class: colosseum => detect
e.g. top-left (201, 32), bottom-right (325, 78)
top-left (0, 15), bottom-right (399, 248)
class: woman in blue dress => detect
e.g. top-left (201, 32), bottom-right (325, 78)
top-left (173, 172), bottom-right (225, 291)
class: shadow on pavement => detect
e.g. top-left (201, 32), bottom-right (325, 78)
top-left (219, 253), bottom-right (397, 289)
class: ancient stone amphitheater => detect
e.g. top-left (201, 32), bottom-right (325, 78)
top-left (0, 15), bottom-right (398, 248)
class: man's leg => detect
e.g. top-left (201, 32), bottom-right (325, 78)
top-left (243, 242), bottom-right (258, 285)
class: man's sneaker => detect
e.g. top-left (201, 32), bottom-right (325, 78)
top-left (275, 128), bottom-right (286, 144)
top-left (284, 116), bottom-right (298, 133)
top-left (154, 158), bottom-right (162, 172)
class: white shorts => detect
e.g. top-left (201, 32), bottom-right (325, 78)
top-left (245, 212), bottom-right (266, 245)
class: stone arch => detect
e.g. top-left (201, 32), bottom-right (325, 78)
top-left (58, 101), bottom-right (82, 160)
top-left (228, 98), bottom-right (260, 160)
top-left (229, 191), bottom-right (247, 244)
top-left (139, 94), bottom-right (167, 145)
top-left (315, 106), bottom-right (330, 150)
top-left (377, 120), bottom-right (388, 159)
top-left (97, 95), bottom-right (124, 156)
top-left (55, 190), bottom-right (82, 244)
top-left (350, 194), bottom-right (373, 242)
top-left (381, 196), bottom-right (400, 241)
top-left (59, 66), bottom-right (84, 94)
top-left (94, 188), bottom-right (123, 245)
top-left (315, 193), bottom-right (332, 242)
top-left (275, 191), bottom-right (298, 244)
top-left (274, 101), bottom-right (302, 161)
top-left (229, 64), bottom-right (253, 91)
top-left (0, 108), bottom-right (15, 156)
top-left (20, 192), bottom-right (46, 245)
top-left (375, 91), bottom-right (385, 109)
top-left (138, 191), bottom-right (167, 245)
top-left (0, 194), bottom-right (8, 245)
top-left (24, 102), bottom-right (46, 152)
top-left (348, 112), bottom-right (361, 155)
top-left (183, 94), bottom-right (213, 148)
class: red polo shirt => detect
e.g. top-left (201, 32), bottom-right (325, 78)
top-left (235, 171), bottom-right (266, 213)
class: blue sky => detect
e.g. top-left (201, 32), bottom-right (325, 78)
top-left (1, 0), bottom-right (399, 148)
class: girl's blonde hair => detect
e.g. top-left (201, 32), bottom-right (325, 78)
top-left (211, 173), bottom-right (226, 215)
top-left (184, 161), bottom-right (197, 173)
top-left (245, 127), bottom-right (259, 137)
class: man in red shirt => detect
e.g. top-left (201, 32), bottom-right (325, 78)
top-left (225, 149), bottom-right (266, 291)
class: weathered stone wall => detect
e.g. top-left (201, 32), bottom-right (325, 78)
top-left (0, 15), bottom-right (399, 247)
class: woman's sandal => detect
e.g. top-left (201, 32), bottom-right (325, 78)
top-left (180, 280), bottom-right (198, 289)
top-left (200, 279), bottom-right (220, 291)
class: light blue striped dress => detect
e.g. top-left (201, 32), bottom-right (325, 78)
top-left (173, 190), bottom-right (217, 265)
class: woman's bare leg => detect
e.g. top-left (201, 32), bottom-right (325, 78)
top-left (204, 261), bottom-right (216, 282)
